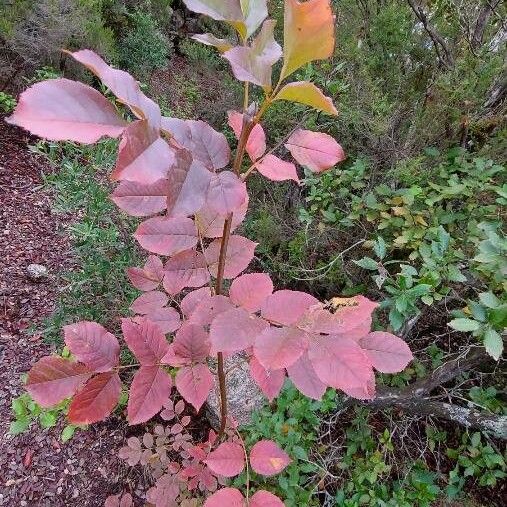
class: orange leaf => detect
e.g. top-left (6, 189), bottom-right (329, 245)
top-left (274, 81), bottom-right (337, 115)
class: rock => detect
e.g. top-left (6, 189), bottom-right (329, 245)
top-left (26, 264), bottom-right (48, 281)
top-left (207, 354), bottom-right (266, 429)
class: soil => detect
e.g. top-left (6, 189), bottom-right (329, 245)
top-left (0, 116), bottom-right (133, 506)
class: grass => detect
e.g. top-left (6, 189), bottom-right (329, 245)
top-left (31, 138), bottom-right (141, 344)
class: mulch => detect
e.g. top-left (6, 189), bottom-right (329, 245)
top-left (0, 116), bottom-right (133, 506)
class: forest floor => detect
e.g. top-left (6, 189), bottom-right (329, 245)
top-left (0, 116), bottom-right (137, 506)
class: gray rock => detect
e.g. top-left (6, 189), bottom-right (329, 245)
top-left (207, 354), bottom-right (266, 429)
top-left (26, 263), bottom-right (48, 281)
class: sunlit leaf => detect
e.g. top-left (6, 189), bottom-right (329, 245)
top-left (128, 366), bottom-right (172, 424)
top-left (130, 290), bottom-right (168, 315)
top-left (180, 287), bottom-right (213, 318)
top-left (196, 194), bottom-right (249, 238)
top-left (204, 235), bottom-right (257, 279)
top-left (182, 0), bottom-right (243, 22)
top-left (206, 171), bottom-right (247, 216)
top-left (254, 154), bottom-right (299, 182)
top-left (127, 255), bottom-right (164, 291)
top-left (190, 295), bottom-right (234, 326)
top-left (121, 318), bottom-right (170, 365)
top-left (285, 129), bottom-right (345, 172)
top-left (249, 440), bottom-right (291, 476)
top-left (249, 356), bottom-right (285, 401)
top-left (163, 250), bottom-right (210, 295)
top-left (254, 326), bottom-right (308, 369)
top-left (227, 111), bottom-right (266, 162)
top-left (359, 332), bottom-right (413, 373)
top-left (111, 179), bottom-right (169, 217)
top-left (192, 33), bottom-right (233, 53)
top-left (144, 307), bottom-right (181, 334)
top-left (205, 442), bottom-right (245, 477)
top-left (68, 372), bottom-right (122, 424)
top-left (203, 488), bottom-right (244, 507)
top-left (261, 290), bottom-right (318, 325)
top-left (274, 81), bottom-right (337, 115)
top-left (250, 490), bottom-right (285, 507)
top-left (172, 323), bottom-right (210, 364)
top-left (229, 272), bottom-right (273, 312)
top-left (175, 363), bottom-right (213, 411)
top-left (26, 356), bottom-right (92, 407)
top-left (280, 0), bottom-right (335, 80)
top-left (286, 352), bottom-right (326, 400)
top-left (6, 79), bottom-right (126, 143)
top-left (64, 321), bottom-right (120, 373)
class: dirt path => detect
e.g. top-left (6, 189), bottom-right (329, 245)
top-left (0, 117), bottom-right (129, 506)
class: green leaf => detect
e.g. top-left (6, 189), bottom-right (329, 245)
top-left (39, 411), bottom-right (58, 428)
top-left (447, 265), bottom-right (467, 283)
top-left (483, 328), bottom-right (503, 360)
top-left (389, 308), bottom-right (405, 331)
top-left (479, 292), bottom-right (501, 309)
top-left (373, 236), bottom-right (386, 260)
top-left (488, 305), bottom-right (507, 328)
top-left (61, 424), bottom-right (76, 443)
top-left (449, 318), bottom-right (480, 332)
top-left (353, 257), bottom-right (378, 270)
top-left (10, 418), bottom-right (30, 435)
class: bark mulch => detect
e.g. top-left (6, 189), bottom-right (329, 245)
top-left (0, 116), bottom-right (132, 506)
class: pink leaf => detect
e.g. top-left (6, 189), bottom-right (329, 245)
top-left (261, 290), bottom-right (318, 326)
top-left (144, 307), bottom-right (181, 334)
top-left (340, 369), bottom-right (376, 400)
top-left (166, 151), bottom-right (213, 217)
top-left (7, 79), bottom-right (126, 143)
top-left (134, 216), bottom-right (198, 256)
top-left (26, 356), bottom-right (92, 407)
top-left (190, 295), bottom-right (234, 326)
top-left (249, 356), bottom-right (285, 401)
top-left (229, 272), bottom-right (273, 312)
top-left (68, 371), bottom-right (122, 424)
top-left (308, 336), bottom-right (373, 395)
top-left (285, 129), bottom-right (345, 172)
top-left (227, 111), bottom-right (266, 162)
top-left (130, 290), bottom-right (168, 315)
top-left (249, 440), bottom-right (291, 476)
top-left (254, 327), bottom-right (308, 370)
top-left (180, 287), bottom-right (213, 318)
top-left (206, 171), bottom-right (247, 216)
top-left (203, 488), bottom-right (244, 507)
top-left (127, 255), bottom-right (164, 292)
top-left (359, 332), bottom-right (413, 373)
top-left (163, 249), bottom-right (210, 295)
top-left (175, 364), bottom-right (213, 411)
top-left (286, 353), bottom-right (326, 400)
top-left (205, 235), bottom-right (257, 279)
top-left (111, 120), bottom-right (175, 183)
top-left (111, 178), bottom-right (169, 217)
top-left (172, 323), bottom-right (210, 363)
top-left (121, 318), bottom-right (169, 364)
top-left (64, 321), bottom-right (120, 372)
top-left (65, 49), bottom-right (161, 127)
top-left (196, 195), bottom-right (249, 239)
top-left (210, 307), bottom-right (268, 353)
top-left (255, 154), bottom-right (299, 183)
top-left (205, 442), bottom-right (245, 477)
top-left (128, 366), bottom-right (172, 424)
top-left (250, 490), bottom-right (285, 507)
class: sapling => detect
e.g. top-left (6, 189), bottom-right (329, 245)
top-left (7, 0), bottom-right (414, 503)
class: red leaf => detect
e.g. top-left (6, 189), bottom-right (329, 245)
top-left (65, 49), bottom-right (161, 127)
top-left (172, 323), bottom-right (210, 363)
top-left (144, 307), bottom-right (181, 334)
top-left (205, 235), bottom-right (257, 279)
top-left (203, 487), bottom-right (244, 507)
top-left (163, 249), bottom-right (210, 295)
top-left (255, 154), bottom-right (299, 183)
top-left (68, 371), bottom-right (122, 424)
top-left (196, 195), bottom-right (249, 238)
top-left (180, 287), bottom-right (213, 317)
top-left (6, 79), bottom-right (126, 143)
top-left (254, 326), bottom-right (308, 370)
top-left (249, 356), bottom-right (285, 401)
top-left (227, 111), bottom-right (266, 162)
top-left (64, 321), bottom-right (119, 372)
top-left (206, 171), bottom-right (247, 216)
top-left (210, 307), bottom-right (268, 353)
top-left (26, 356), bottom-right (92, 407)
top-left (261, 290), bottom-right (318, 326)
top-left (308, 336), bottom-right (373, 395)
top-left (134, 216), bottom-right (198, 256)
top-left (127, 255), bottom-right (164, 291)
top-left (121, 318), bottom-right (169, 364)
top-left (359, 332), bottom-right (413, 373)
top-left (285, 129), bottom-right (345, 172)
top-left (111, 178), bottom-right (169, 217)
top-left (286, 353), bottom-right (326, 400)
top-left (249, 440), bottom-right (291, 476)
top-left (128, 366), bottom-right (172, 424)
top-left (205, 442), bottom-right (245, 477)
top-left (250, 490), bottom-right (284, 507)
top-left (190, 295), bottom-right (234, 326)
top-left (111, 120), bottom-right (175, 183)
top-left (166, 151), bottom-right (213, 217)
top-left (130, 290), bottom-right (168, 315)
top-left (162, 118), bottom-right (230, 170)
top-left (229, 272), bottom-right (273, 312)
top-left (175, 364), bottom-right (213, 411)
